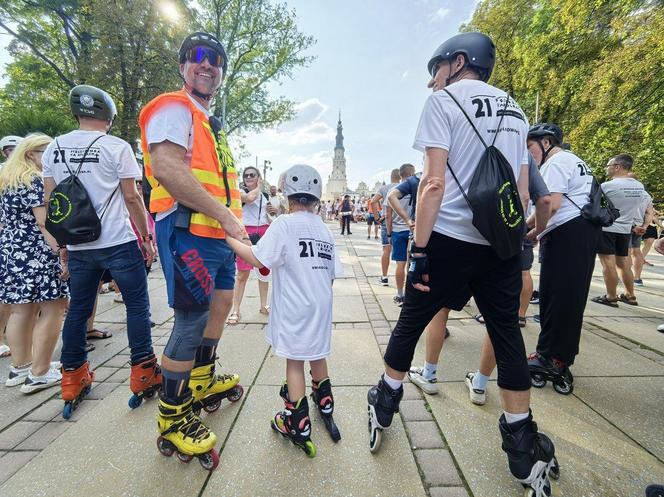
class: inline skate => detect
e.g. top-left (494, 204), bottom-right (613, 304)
top-left (528, 352), bottom-right (573, 395)
top-left (156, 395), bottom-right (219, 471)
top-left (367, 375), bottom-right (403, 453)
top-left (61, 362), bottom-right (95, 419)
top-left (128, 355), bottom-right (162, 409)
top-left (271, 383), bottom-right (317, 458)
top-left (310, 377), bottom-right (341, 442)
top-left (189, 361), bottom-right (243, 414)
top-left (499, 412), bottom-right (560, 497)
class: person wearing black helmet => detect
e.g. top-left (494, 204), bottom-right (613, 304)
top-left (43, 84), bottom-right (159, 416)
top-left (138, 31), bottom-right (246, 470)
top-left (525, 123), bottom-right (599, 396)
top-left (367, 32), bottom-right (560, 496)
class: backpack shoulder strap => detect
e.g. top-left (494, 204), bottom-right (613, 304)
top-left (447, 160), bottom-right (473, 209)
top-left (54, 139), bottom-right (75, 177)
top-left (490, 94), bottom-right (511, 147)
top-left (443, 89), bottom-right (488, 149)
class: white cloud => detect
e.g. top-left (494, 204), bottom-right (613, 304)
top-left (258, 97), bottom-right (335, 146)
top-left (430, 7), bottom-right (451, 22)
top-left (286, 150), bottom-right (333, 177)
top-left (401, 70), bottom-right (409, 79)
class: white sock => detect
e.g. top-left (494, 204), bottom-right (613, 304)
top-left (383, 373), bottom-right (403, 390)
top-left (397, 289), bottom-right (404, 297)
top-left (472, 371), bottom-right (490, 390)
top-left (382, 274), bottom-right (388, 279)
top-left (422, 362), bottom-right (437, 381)
top-left (504, 411), bottom-right (529, 424)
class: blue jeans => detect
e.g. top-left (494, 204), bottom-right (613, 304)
top-left (60, 241), bottom-right (153, 368)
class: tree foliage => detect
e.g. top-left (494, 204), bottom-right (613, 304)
top-left (0, 0), bottom-right (315, 144)
top-left (464, 0), bottom-right (664, 200)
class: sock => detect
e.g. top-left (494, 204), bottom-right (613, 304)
top-left (422, 362), bottom-right (437, 381)
top-left (397, 289), bottom-right (404, 297)
top-left (383, 373), bottom-right (403, 390)
top-left (382, 274), bottom-right (388, 279)
top-left (161, 368), bottom-right (192, 403)
top-left (504, 411), bottom-right (529, 424)
top-left (472, 371), bottom-right (490, 390)
top-left (194, 337), bottom-right (218, 367)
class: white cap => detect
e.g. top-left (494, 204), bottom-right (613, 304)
top-left (279, 164), bottom-right (322, 200)
top-left (0, 135), bottom-right (23, 150)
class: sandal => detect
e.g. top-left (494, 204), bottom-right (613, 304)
top-left (519, 316), bottom-right (527, 328)
top-left (591, 295), bottom-right (619, 308)
top-left (226, 311), bottom-right (240, 325)
top-left (0, 344), bottom-right (11, 358)
top-left (618, 293), bottom-right (638, 306)
top-left (86, 329), bottom-right (113, 340)
top-left (473, 314), bottom-right (485, 324)
top-left (85, 342), bottom-right (96, 353)
top-left (259, 305), bottom-right (270, 315)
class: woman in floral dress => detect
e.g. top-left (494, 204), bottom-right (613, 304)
top-left (0, 134), bottom-right (69, 394)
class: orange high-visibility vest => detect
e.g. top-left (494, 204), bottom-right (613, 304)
top-left (138, 90), bottom-right (242, 239)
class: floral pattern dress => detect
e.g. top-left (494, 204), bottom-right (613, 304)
top-left (0, 176), bottom-right (69, 304)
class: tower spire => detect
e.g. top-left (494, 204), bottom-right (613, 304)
top-left (335, 109), bottom-right (344, 150)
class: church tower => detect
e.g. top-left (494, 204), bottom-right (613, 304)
top-left (325, 111), bottom-right (348, 200)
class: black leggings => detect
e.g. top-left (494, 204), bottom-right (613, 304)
top-left (383, 232), bottom-right (531, 391)
top-left (341, 215), bottom-right (352, 234)
top-left (536, 216), bottom-right (600, 365)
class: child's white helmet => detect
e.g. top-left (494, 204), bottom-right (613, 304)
top-left (280, 164), bottom-right (322, 200)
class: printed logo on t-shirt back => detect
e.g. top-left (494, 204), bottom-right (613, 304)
top-left (298, 237), bottom-right (334, 267)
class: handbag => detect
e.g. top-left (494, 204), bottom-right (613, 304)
top-left (248, 194), bottom-right (265, 245)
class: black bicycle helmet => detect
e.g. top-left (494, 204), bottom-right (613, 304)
top-left (427, 32), bottom-right (496, 82)
top-left (527, 123), bottom-right (563, 145)
top-left (69, 85), bottom-right (117, 122)
top-left (179, 32), bottom-right (228, 74)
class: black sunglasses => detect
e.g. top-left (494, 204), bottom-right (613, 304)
top-left (244, 172), bottom-right (257, 179)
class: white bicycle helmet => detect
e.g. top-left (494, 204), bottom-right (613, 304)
top-left (279, 164), bottom-right (322, 201)
top-left (0, 135), bottom-right (23, 150)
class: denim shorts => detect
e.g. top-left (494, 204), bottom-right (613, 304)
top-left (156, 212), bottom-right (235, 311)
top-left (391, 230), bottom-right (410, 262)
top-left (380, 223), bottom-right (389, 246)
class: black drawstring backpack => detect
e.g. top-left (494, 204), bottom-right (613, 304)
top-left (444, 89), bottom-right (525, 260)
top-left (46, 136), bottom-right (118, 245)
top-left (564, 177), bottom-right (619, 227)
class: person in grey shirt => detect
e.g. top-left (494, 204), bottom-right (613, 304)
top-left (592, 154), bottom-right (650, 307)
top-left (370, 169), bottom-right (400, 286)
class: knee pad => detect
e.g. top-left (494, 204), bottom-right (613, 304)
top-left (163, 309), bottom-right (208, 362)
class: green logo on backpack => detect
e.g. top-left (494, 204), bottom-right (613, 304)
top-left (498, 181), bottom-right (523, 229)
top-left (47, 192), bottom-right (72, 224)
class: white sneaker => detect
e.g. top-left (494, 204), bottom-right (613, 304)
top-left (6, 364), bottom-right (31, 387)
top-left (20, 367), bottom-right (62, 394)
top-left (380, 276), bottom-right (388, 286)
top-left (465, 372), bottom-right (487, 405)
top-left (407, 367), bottom-right (438, 395)
top-left (657, 323), bottom-right (664, 333)
top-left (0, 344), bottom-right (10, 357)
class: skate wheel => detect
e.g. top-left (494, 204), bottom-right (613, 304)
top-left (176, 452), bottom-right (193, 463)
top-left (63, 402), bottom-right (73, 420)
top-left (157, 436), bottom-right (175, 457)
top-left (531, 374), bottom-right (546, 388)
top-left (204, 399), bottom-right (222, 413)
top-left (145, 390), bottom-right (156, 399)
top-left (523, 488), bottom-right (536, 497)
top-left (198, 449), bottom-right (219, 471)
top-left (227, 385), bottom-right (244, 402)
top-left (369, 428), bottom-right (382, 453)
top-left (302, 440), bottom-right (317, 458)
top-left (549, 457), bottom-right (560, 480)
top-left (128, 394), bottom-right (142, 409)
top-left (553, 381), bottom-right (573, 395)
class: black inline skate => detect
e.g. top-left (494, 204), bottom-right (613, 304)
top-left (499, 411), bottom-right (560, 497)
top-left (647, 484), bottom-right (664, 497)
top-left (528, 352), bottom-right (573, 395)
top-left (367, 375), bottom-right (403, 453)
top-left (310, 376), bottom-right (341, 442)
top-left (271, 383), bottom-right (317, 458)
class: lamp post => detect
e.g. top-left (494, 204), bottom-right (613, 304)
top-left (263, 160), bottom-right (272, 183)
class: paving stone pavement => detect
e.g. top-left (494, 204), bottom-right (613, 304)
top-left (1, 221), bottom-right (663, 497)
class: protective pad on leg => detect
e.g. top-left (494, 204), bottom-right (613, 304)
top-left (163, 309), bottom-right (209, 362)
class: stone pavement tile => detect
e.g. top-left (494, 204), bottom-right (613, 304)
top-left (87, 382), bottom-right (122, 400)
top-left (0, 451), bottom-right (39, 485)
top-left (332, 295), bottom-right (369, 323)
top-left (106, 368), bottom-right (130, 384)
top-left (428, 382), bottom-right (664, 497)
top-left (331, 278), bottom-right (361, 296)
top-left (358, 258), bottom-right (383, 278)
top-left (406, 421), bottom-right (445, 449)
top-left (101, 355), bottom-right (129, 368)
top-left (203, 385), bottom-right (427, 497)
top-left (428, 487), bottom-right (469, 497)
top-left (0, 421), bottom-right (45, 450)
top-left (256, 329), bottom-right (383, 386)
top-left (92, 366), bottom-right (119, 382)
top-left (0, 381), bottom-right (61, 432)
top-left (633, 348), bottom-right (663, 361)
top-left (15, 421), bottom-right (72, 450)
top-left (66, 399), bottom-right (103, 422)
top-left (376, 295), bottom-right (402, 321)
top-left (414, 449), bottom-right (462, 486)
top-left (373, 327), bottom-right (392, 337)
top-left (0, 388), bottom-right (220, 497)
top-left (400, 400), bottom-right (433, 422)
top-left (23, 399), bottom-right (63, 422)
top-left (575, 377), bottom-right (664, 460)
top-left (587, 319), bottom-right (664, 354)
top-left (376, 334), bottom-right (390, 346)
top-left (402, 383), bottom-right (422, 400)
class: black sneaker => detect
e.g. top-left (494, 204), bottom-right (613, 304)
top-left (393, 295), bottom-right (404, 307)
top-left (529, 291), bottom-right (540, 305)
top-left (379, 277), bottom-right (388, 286)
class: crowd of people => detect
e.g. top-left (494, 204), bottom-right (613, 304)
top-left (0, 27), bottom-right (662, 496)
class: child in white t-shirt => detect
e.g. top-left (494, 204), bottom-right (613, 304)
top-left (227, 164), bottom-right (343, 457)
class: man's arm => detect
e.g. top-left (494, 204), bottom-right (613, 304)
top-left (414, 147), bottom-right (447, 248)
top-left (370, 193), bottom-right (383, 221)
top-left (526, 194), bottom-right (552, 241)
top-left (150, 140), bottom-right (245, 239)
top-left (385, 204), bottom-right (394, 235)
top-left (120, 178), bottom-right (155, 265)
top-left (387, 188), bottom-right (413, 229)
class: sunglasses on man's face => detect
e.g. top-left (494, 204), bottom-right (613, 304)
top-left (186, 46), bottom-right (224, 68)
top-left (244, 173), bottom-right (257, 179)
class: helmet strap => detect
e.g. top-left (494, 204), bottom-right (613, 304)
top-left (445, 58), bottom-right (468, 86)
top-left (538, 140), bottom-right (556, 167)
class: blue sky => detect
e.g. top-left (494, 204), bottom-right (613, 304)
top-left (0, 0), bottom-right (480, 191)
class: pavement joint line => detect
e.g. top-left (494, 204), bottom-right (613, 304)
top-left (345, 236), bottom-right (473, 497)
top-left (585, 322), bottom-right (664, 360)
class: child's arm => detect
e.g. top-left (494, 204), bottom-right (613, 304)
top-left (226, 237), bottom-right (265, 269)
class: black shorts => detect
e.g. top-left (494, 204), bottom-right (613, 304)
top-left (597, 231), bottom-right (630, 257)
top-left (630, 234), bottom-right (642, 249)
top-left (520, 242), bottom-right (534, 271)
top-left (644, 225), bottom-right (658, 239)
